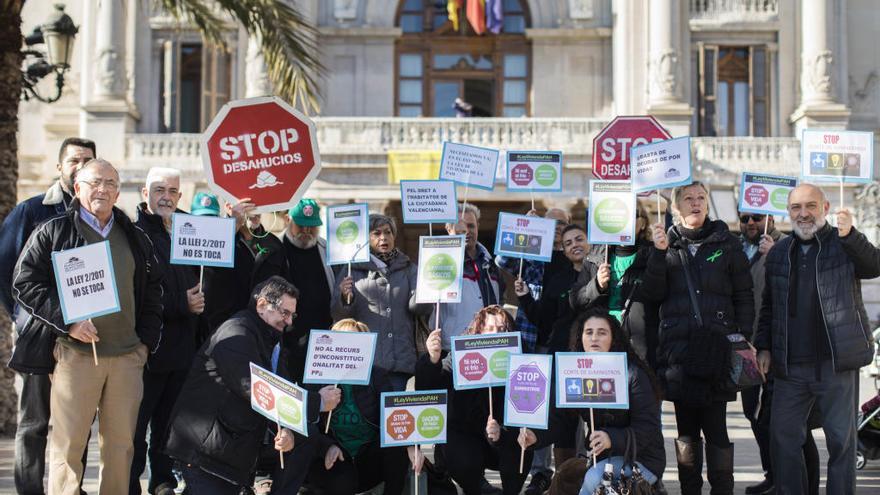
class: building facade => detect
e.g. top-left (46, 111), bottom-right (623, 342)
top-left (16, 0), bottom-right (880, 256)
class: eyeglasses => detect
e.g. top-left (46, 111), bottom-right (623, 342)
top-left (78, 178), bottom-right (119, 191)
top-left (739, 214), bottom-right (766, 223)
top-left (271, 305), bottom-right (297, 321)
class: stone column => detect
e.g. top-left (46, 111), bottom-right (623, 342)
top-left (790, 0), bottom-right (850, 131)
top-left (646, 0), bottom-right (692, 136)
top-left (612, 0), bottom-right (647, 115)
top-left (93, 0), bottom-right (127, 99)
top-left (245, 34), bottom-right (272, 97)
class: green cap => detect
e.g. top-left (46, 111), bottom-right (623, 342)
top-left (191, 192), bottom-right (220, 216)
top-left (288, 199), bottom-right (322, 227)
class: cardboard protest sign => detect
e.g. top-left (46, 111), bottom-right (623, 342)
top-left (415, 235), bottom-right (465, 304)
top-left (801, 129), bottom-right (874, 183)
top-left (506, 151), bottom-right (563, 192)
top-left (504, 354), bottom-right (552, 429)
top-left (380, 390), bottom-right (448, 447)
top-left (249, 362), bottom-right (309, 435)
top-left (587, 180), bottom-right (637, 246)
top-left (494, 213), bottom-right (556, 262)
top-left (170, 213), bottom-right (236, 268)
top-left (554, 352), bottom-right (629, 409)
top-left (303, 330), bottom-right (377, 385)
top-left (439, 142), bottom-right (499, 191)
top-left (52, 241), bottom-right (121, 324)
top-left (630, 136), bottom-right (692, 193)
top-left (400, 180), bottom-right (458, 224)
top-left (326, 203), bottom-right (370, 266)
top-left (738, 173), bottom-right (798, 216)
top-left (450, 332), bottom-right (522, 390)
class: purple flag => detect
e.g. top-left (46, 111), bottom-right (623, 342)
top-left (486, 0), bottom-right (503, 34)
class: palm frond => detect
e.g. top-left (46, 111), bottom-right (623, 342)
top-left (159, 0), bottom-right (326, 114)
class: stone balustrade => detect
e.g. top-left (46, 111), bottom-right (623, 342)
top-left (689, 0), bottom-right (778, 20)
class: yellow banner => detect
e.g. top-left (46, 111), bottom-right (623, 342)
top-left (387, 150), bottom-right (442, 184)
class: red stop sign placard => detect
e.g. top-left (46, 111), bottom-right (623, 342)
top-left (386, 409), bottom-right (415, 440)
top-left (459, 352), bottom-right (488, 381)
top-left (592, 115), bottom-right (671, 180)
top-left (252, 379), bottom-right (275, 411)
top-left (744, 185), bottom-right (769, 207)
top-left (201, 96), bottom-right (322, 213)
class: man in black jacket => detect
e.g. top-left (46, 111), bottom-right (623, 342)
top-left (129, 168), bottom-right (204, 495)
top-left (0, 137), bottom-right (94, 495)
top-left (13, 159), bottom-right (164, 495)
top-left (755, 183), bottom-right (880, 495)
top-left (164, 277), bottom-right (309, 494)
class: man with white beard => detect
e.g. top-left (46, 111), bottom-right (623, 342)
top-left (755, 183), bottom-right (880, 494)
top-left (253, 198), bottom-right (336, 383)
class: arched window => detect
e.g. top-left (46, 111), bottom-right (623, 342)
top-left (395, 0), bottom-right (531, 117)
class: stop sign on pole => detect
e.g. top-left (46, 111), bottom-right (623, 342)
top-left (201, 96), bottom-right (321, 214)
top-left (592, 115), bottom-right (671, 181)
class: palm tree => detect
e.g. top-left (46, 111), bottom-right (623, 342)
top-left (0, 0), bottom-right (325, 437)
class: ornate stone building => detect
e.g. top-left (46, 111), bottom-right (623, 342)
top-left (16, 0), bottom-right (880, 315)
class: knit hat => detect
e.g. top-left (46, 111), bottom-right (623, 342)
top-left (191, 192), bottom-right (220, 216)
top-left (288, 199), bottom-right (322, 227)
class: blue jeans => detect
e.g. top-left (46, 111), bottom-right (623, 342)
top-left (182, 465), bottom-right (240, 495)
top-left (578, 457), bottom-right (657, 495)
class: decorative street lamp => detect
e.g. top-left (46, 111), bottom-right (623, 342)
top-left (21, 4), bottom-right (78, 103)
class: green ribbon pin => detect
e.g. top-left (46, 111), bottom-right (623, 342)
top-left (706, 249), bottom-right (723, 262)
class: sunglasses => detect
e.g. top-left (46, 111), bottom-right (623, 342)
top-left (739, 214), bottom-right (766, 223)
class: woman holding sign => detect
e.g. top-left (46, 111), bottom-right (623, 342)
top-left (518, 309), bottom-right (665, 493)
top-left (305, 318), bottom-right (417, 495)
top-left (416, 306), bottom-right (531, 495)
top-left (334, 214), bottom-right (432, 390)
top-left (641, 181), bottom-right (754, 495)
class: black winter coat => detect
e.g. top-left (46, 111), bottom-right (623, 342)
top-left (570, 243), bottom-right (661, 369)
top-left (640, 220), bottom-right (754, 403)
top-left (415, 352), bottom-right (511, 441)
top-left (534, 363), bottom-right (665, 478)
top-left (10, 200), bottom-right (164, 373)
top-left (135, 203), bottom-right (201, 372)
top-left (754, 224), bottom-right (879, 377)
top-left (518, 261), bottom-right (579, 353)
top-left (164, 308), bottom-right (319, 485)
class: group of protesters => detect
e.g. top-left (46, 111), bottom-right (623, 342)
top-left (2, 137), bottom-right (878, 495)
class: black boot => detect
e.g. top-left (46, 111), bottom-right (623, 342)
top-left (675, 437), bottom-right (704, 495)
top-left (745, 475), bottom-right (774, 495)
top-left (706, 443), bottom-right (734, 495)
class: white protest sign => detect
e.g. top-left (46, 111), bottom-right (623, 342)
top-left (494, 213), bottom-right (556, 262)
top-left (400, 180), bottom-right (459, 224)
top-left (170, 213), bottom-right (236, 268)
top-left (249, 362), bottom-right (309, 436)
top-left (52, 241), bottom-right (120, 324)
top-left (738, 173), bottom-right (798, 216)
top-left (439, 142), bottom-right (499, 190)
top-left (588, 180), bottom-right (637, 246)
top-left (416, 235), bottom-right (465, 304)
top-left (450, 332), bottom-right (522, 390)
top-left (630, 136), bottom-right (692, 193)
top-left (554, 352), bottom-right (629, 409)
top-left (303, 329), bottom-right (377, 385)
top-left (380, 390), bottom-right (448, 447)
top-left (504, 353), bottom-right (552, 429)
top-left (326, 203), bottom-right (369, 266)
top-left (801, 129), bottom-right (874, 183)
top-left (506, 151), bottom-right (563, 192)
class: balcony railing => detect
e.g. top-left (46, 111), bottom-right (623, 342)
top-left (689, 0), bottom-right (778, 21)
top-left (126, 121), bottom-right (806, 185)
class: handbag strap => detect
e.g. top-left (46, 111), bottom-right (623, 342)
top-left (619, 279), bottom-right (640, 329)
top-left (622, 427), bottom-right (638, 468)
top-left (677, 249), bottom-right (704, 328)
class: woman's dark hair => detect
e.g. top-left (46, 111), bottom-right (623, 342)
top-left (568, 307), bottom-right (663, 401)
top-left (561, 223), bottom-right (585, 237)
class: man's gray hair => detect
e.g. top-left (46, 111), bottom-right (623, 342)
top-left (77, 158), bottom-right (119, 181)
top-left (369, 214), bottom-right (397, 237)
top-left (145, 167), bottom-right (181, 190)
top-left (252, 276), bottom-right (300, 305)
top-left (444, 203), bottom-right (481, 229)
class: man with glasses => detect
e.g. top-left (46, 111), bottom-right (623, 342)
top-left (165, 276), bottom-right (310, 494)
top-left (0, 137), bottom-right (95, 495)
top-left (253, 198), bottom-right (336, 384)
top-left (12, 159), bottom-right (164, 494)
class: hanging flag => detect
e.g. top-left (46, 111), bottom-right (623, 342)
top-left (486, 0), bottom-right (503, 34)
top-left (467, 0), bottom-right (487, 35)
top-left (448, 0), bottom-right (461, 31)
